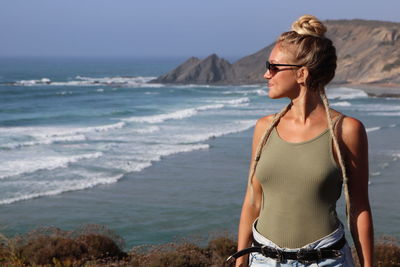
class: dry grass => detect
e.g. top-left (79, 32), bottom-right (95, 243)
top-left (0, 225), bottom-right (127, 266)
top-left (353, 236), bottom-right (400, 267)
top-left (1, 225), bottom-right (399, 266)
top-left (350, 236), bottom-right (400, 267)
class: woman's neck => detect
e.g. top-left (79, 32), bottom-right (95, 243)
top-left (288, 87), bottom-right (325, 124)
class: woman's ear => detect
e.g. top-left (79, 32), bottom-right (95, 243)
top-left (296, 67), bottom-right (308, 84)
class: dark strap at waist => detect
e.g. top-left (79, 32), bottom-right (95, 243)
top-left (225, 235), bottom-right (346, 265)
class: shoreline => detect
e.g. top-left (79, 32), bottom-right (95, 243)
top-left (330, 83), bottom-right (400, 98)
top-left (152, 81), bottom-right (400, 98)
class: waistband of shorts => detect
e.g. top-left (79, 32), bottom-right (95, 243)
top-left (252, 218), bottom-right (345, 252)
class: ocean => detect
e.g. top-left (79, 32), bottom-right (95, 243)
top-left (0, 57), bottom-right (399, 248)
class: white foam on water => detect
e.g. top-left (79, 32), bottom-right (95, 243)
top-left (221, 88), bottom-right (267, 96)
top-left (196, 104), bottom-right (225, 111)
top-left (208, 97), bottom-right (250, 105)
top-left (173, 120), bottom-right (256, 144)
top-left (327, 87), bottom-right (368, 100)
top-left (0, 122), bottom-right (126, 135)
top-left (0, 122), bottom-right (126, 149)
top-left (13, 76), bottom-right (162, 88)
top-left (371, 172), bottom-right (381, 177)
top-left (237, 84), bottom-right (263, 88)
top-left (67, 76), bottom-right (159, 87)
top-left (0, 173), bottom-right (123, 205)
top-left (222, 90), bottom-right (242, 95)
top-left (123, 104), bottom-right (225, 124)
top-left (366, 127), bottom-right (381, 133)
top-left (359, 104), bottom-right (400, 112)
top-left (152, 143), bottom-right (210, 158)
top-left (108, 161), bottom-right (153, 173)
top-left (131, 126), bottom-right (160, 134)
top-left (331, 101), bottom-right (351, 107)
top-left (368, 112), bottom-right (400, 116)
top-left (174, 84), bottom-right (226, 89)
top-left (85, 122), bottom-right (126, 133)
top-left (392, 153), bottom-right (400, 159)
top-left (57, 91), bottom-right (73, 96)
top-left (99, 143), bottom-right (210, 173)
top-left (254, 89), bottom-right (268, 96)
top-left (124, 109), bottom-right (197, 123)
top-left (230, 103), bottom-right (250, 108)
top-left (0, 152), bottom-right (103, 180)
top-left (4, 134), bottom-right (87, 149)
top-left (205, 106), bottom-right (275, 117)
top-left (14, 78), bottom-right (51, 86)
top-left (368, 112), bottom-right (400, 117)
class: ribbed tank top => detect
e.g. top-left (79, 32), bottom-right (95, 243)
top-left (255, 123), bottom-right (343, 249)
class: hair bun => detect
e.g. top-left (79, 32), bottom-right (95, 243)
top-left (291, 15), bottom-right (326, 37)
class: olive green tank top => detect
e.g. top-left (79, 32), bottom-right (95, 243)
top-left (255, 120), bottom-right (343, 248)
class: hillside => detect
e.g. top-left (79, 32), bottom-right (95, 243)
top-left (152, 19), bottom-right (400, 86)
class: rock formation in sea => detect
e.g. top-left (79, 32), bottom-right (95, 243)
top-left (152, 19), bottom-right (400, 86)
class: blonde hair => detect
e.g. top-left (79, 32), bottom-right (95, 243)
top-left (248, 15), bottom-right (351, 227)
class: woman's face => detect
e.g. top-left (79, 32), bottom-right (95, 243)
top-left (264, 43), bottom-right (300, 99)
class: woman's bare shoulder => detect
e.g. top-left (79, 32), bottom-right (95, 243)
top-left (255, 114), bottom-right (275, 132)
top-left (252, 114), bottom-right (275, 143)
top-left (339, 115), bottom-right (368, 147)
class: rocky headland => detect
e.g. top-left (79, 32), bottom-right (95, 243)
top-left (152, 19), bottom-right (400, 97)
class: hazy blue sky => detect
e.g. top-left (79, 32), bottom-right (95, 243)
top-left (1, 0), bottom-right (400, 59)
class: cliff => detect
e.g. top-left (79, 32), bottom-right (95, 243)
top-left (326, 19), bottom-right (400, 84)
top-left (152, 19), bottom-right (400, 86)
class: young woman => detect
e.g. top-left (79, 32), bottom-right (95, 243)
top-left (232, 15), bottom-right (373, 266)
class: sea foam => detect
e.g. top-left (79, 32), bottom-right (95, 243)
top-left (13, 76), bottom-right (162, 88)
top-left (123, 104), bottom-right (224, 123)
top-left (208, 97), bottom-right (250, 105)
top-left (369, 112), bottom-right (400, 116)
top-left (174, 120), bottom-right (256, 144)
top-left (0, 122), bottom-right (126, 149)
top-left (366, 127), bottom-right (381, 133)
top-left (331, 101), bottom-right (351, 107)
top-left (327, 87), bottom-right (368, 100)
top-left (0, 152), bottom-right (103, 180)
top-left (0, 173), bottom-right (123, 205)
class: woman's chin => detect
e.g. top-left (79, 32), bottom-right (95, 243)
top-left (268, 91), bottom-right (280, 99)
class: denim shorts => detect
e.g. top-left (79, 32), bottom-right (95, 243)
top-left (249, 220), bottom-right (355, 267)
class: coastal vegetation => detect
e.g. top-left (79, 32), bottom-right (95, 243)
top-left (0, 225), bottom-right (399, 266)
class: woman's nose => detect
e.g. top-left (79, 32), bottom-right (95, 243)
top-left (264, 70), bottom-right (272, 80)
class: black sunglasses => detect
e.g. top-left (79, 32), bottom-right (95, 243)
top-left (265, 61), bottom-right (303, 71)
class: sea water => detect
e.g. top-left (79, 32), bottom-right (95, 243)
top-left (0, 57), bottom-right (399, 247)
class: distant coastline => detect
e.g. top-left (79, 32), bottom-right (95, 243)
top-left (152, 19), bottom-right (400, 94)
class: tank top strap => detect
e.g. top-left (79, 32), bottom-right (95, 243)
top-left (332, 114), bottom-right (344, 134)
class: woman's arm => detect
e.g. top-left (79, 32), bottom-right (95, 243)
top-left (236, 116), bottom-right (271, 267)
top-left (341, 117), bottom-right (374, 267)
